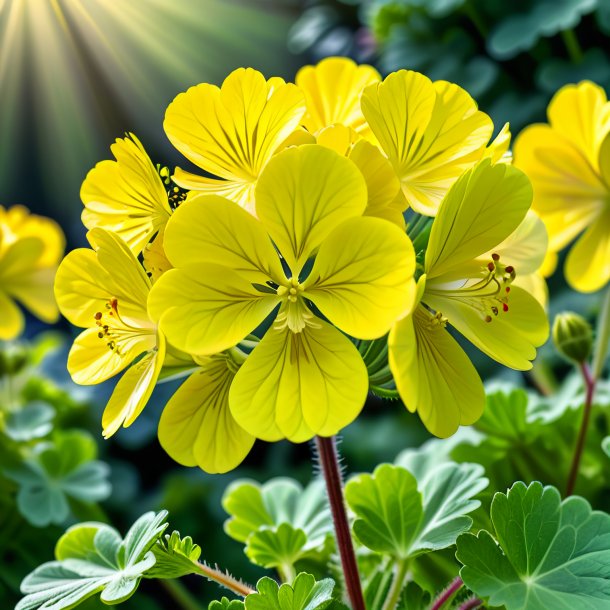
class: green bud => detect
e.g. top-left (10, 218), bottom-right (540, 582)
top-left (0, 343), bottom-right (29, 376)
top-left (552, 312), bottom-right (593, 364)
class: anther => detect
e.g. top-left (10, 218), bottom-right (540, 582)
top-left (485, 315), bottom-right (492, 323)
top-left (487, 262), bottom-right (495, 272)
top-left (505, 265), bottom-right (514, 274)
top-left (503, 303), bottom-right (509, 312)
top-left (492, 253), bottom-right (500, 261)
top-left (94, 312), bottom-right (102, 320)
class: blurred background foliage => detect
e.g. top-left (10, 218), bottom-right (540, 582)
top-left (2, 0), bottom-right (610, 608)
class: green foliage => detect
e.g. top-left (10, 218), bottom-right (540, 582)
top-left (17, 511), bottom-right (169, 610)
top-left (345, 462), bottom-right (487, 559)
top-left (210, 599), bottom-right (245, 610)
top-left (245, 574), bottom-right (335, 610)
top-left (222, 478), bottom-right (333, 570)
top-left (3, 401), bottom-right (55, 441)
top-left (457, 481), bottom-right (610, 609)
top-left (3, 430), bottom-right (111, 526)
top-left (149, 530), bottom-right (203, 578)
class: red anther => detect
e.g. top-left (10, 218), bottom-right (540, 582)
top-left (505, 286), bottom-right (511, 293)
top-left (485, 315), bottom-right (492, 323)
top-left (505, 265), bottom-right (514, 274)
top-left (492, 253), bottom-right (500, 261)
top-left (503, 303), bottom-right (509, 312)
top-left (487, 262), bottom-right (495, 272)
top-left (94, 312), bottom-right (102, 320)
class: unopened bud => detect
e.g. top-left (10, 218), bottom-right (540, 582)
top-left (552, 312), bottom-right (593, 364)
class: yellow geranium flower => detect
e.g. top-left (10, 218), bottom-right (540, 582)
top-left (81, 133), bottom-right (173, 255)
top-left (361, 70), bottom-right (511, 216)
top-left (149, 145), bottom-right (416, 442)
top-left (296, 57), bottom-right (380, 138)
top-left (158, 352), bottom-right (254, 474)
top-left (164, 68), bottom-right (306, 214)
top-left (389, 160), bottom-right (549, 437)
top-left (0, 205), bottom-right (64, 340)
top-left (514, 81), bottom-right (610, 292)
top-left (54, 228), bottom-right (165, 438)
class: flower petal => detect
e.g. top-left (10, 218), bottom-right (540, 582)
top-left (389, 306), bottom-right (485, 437)
top-left (230, 322), bottom-right (368, 442)
top-left (164, 68), bottom-right (305, 211)
top-left (362, 72), bottom-right (494, 215)
top-left (163, 194), bottom-right (284, 283)
top-left (81, 134), bottom-right (171, 255)
top-left (149, 265), bottom-right (280, 356)
top-left (565, 208), bottom-right (610, 293)
top-left (296, 57), bottom-right (380, 135)
top-left (0, 290), bottom-right (24, 340)
top-left (159, 356), bottom-right (254, 473)
top-left (102, 334), bottom-right (165, 438)
top-left (256, 145), bottom-right (367, 274)
top-left (425, 286), bottom-right (548, 370)
top-left (6, 266), bottom-right (58, 323)
top-left (304, 216), bottom-right (416, 339)
top-left (425, 160), bottom-right (532, 279)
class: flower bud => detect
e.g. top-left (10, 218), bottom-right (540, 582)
top-left (552, 312), bottom-right (593, 364)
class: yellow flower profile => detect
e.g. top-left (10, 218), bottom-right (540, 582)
top-left (81, 133), bottom-right (173, 255)
top-left (514, 81), bottom-right (610, 292)
top-left (149, 144), bottom-right (416, 442)
top-left (389, 160), bottom-right (549, 437)
top-left (296, 57), bottom-right (380, 137)
top-left (361, 70), bottom-right (511, 216)
top-left (164, 67), bottom-right (306, 214)
top-left (0, 205), bottom-right (64, 340)
top-left (54, 228), bottom-right (165, 438)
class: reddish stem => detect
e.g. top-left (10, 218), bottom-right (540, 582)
top-left (315, 436), bottom-right (365, 610)
top-left (566, 362), bottom-right (596, 496)
top-left (458, 598), bottom-right (483, 610)
top-left (430, 576), bottom-right (464, 610)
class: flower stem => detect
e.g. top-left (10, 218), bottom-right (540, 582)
top-left (160, 579), bottom-right (206, 610)
top-left (381, 559), bottom-right (409, 610)
top-left (315, 435), bottom-right (365, 610)
top-left (561, 28), bottom-right (583, 62)
top-left (593, 285), bottom-right (610, 380)
top-left (566, 362), bottom-right (596, 496)
top-left (458, 598), bottom-right (483, 610)
top-left (193, 562), bottom-right (256, 597)
top-left (430, 576), bottom-right (464, 610)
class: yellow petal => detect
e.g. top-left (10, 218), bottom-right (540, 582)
top-left (67, 327), bottom-right (153, 385)
top-left (159, 356), bottom-right (254, 473)
top-left (362, 71), bottom-right (494, 215)
top-left (513, 273), bottom-right (548, 309)
top-left (389, 306), bottom-right (484, 437)
top-left (425, 160), bottom-right (532, 279)
top-left (142, 230), bottom-right (172, 284)
top-left (6, 266), bottom-right (59, 323)
top-left (484, 122), bottom-right (512, 163)
top-left (304, 216), bottom-right (416, 339)
top-left (162, 194), bottom-right (284, 283)
top-left (547, 81), bottom-right (610, 169)
top-left (565, 208), bottom-right (610, 293)
top-left (164, 68), bottom-right (305, 211)
top-left (230, 323), bottom-right (368, 442)
top-left (296, 57), bottom-right (380, 136)
top-left (540, 248), bottom-right (558, 278)
top-left (598, 131), bottom-right (610, 190)
top-left (424, 286), bottom-right (548, 370)
top-left (81, 134), bottom-right (171, 255)
top-left (256, 145), bottom-right (367, 274)
top-left (149, 265), bottom-right (280, 356)
top-left (0, 290), bottom-right (24, 340)
top-left (513, 124), bottom-right (605, 252)
top-left (102, 334), bottom-right (165, 438)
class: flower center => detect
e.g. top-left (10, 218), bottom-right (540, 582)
top-left (275, 278), bottom-right (320, 333)
top-left (427, 253), bottom-right (516, 323)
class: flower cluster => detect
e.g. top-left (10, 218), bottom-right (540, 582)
top-left (0, 205), bottom-right (64, 340)
top-left (54, 57), bottom-right (550, 472)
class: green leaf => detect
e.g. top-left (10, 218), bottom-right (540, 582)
top-left (3, 402), bottom-right (55, 441)
top-left (346, 462), bottom-right (486, 559)
top-left (3, 431), bottom-right (111, 526)
top-left (209, 598), bottom-right (244, 610)
top-left (395, 581), bottom-right (431, 610)
top-left (17, 511), bottom-right (169, 610)
top-left (245, 573), bottom-right (335, 610)
top-left (603, 437), bottom-right (610, 457)
top-left (149, 530), bottom-right (203, 579)
top-left (457, 481), bottom-right (610, 609)
top-left (223, 478), bottom-right (332, 568)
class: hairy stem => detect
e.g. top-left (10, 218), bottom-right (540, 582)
top-left (194, 562), bottom-right (256, 597)
top-left (315, 435), bottom-right (365, 610)
top-left (458, 598), bottom-right (483, 610)
top-left (566, 362), bottom-right (596, 496)
top-left (160, 579), bottom-right (206, 610)
top-left (430, 576), bottom-right (464, 610)
top-left (382, 559), bottom-right (409, 610)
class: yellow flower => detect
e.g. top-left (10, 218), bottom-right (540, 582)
top-left (149, 145), bottom-right (416, 442)
top-left (514, 81), bottom-right (610, 292)
top-left (164, 68), bottom-right (306, 214)
top-left (361, 70), bottom-right (511, 216)
top-left (158, 352), bottom-right (254, 474)
top-left (81, 133), bottom-right (172, 255)
top-left (0, 205), bottom-right (64, 340)
top-left (296, 57), bottom-right (380, 138)
top-left (54, 228), bottom-right (165, 438)
top-left (389, 160), bottom-right (548, 437)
